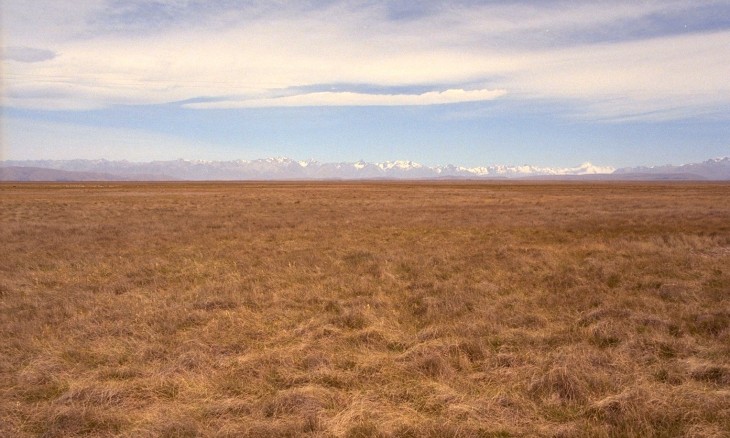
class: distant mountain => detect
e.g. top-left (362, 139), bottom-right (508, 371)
top-left (1, 157), bottom-right (727, 181)
top-left (0, 158), bottom-right (615, 181)
top-left (0, 166), bottom-right (133, 182)
top-left (613, 157), bottom-right (730, 180)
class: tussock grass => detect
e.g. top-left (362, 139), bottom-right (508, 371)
top-left (1, 181), bottom-right (729, 436)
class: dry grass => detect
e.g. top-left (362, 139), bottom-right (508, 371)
top-left (1, 181), bottom-right (728, 437)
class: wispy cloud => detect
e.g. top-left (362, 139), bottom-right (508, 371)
top-left (2, 0), bottom-right (729, 119)
top-left (2, 46), bottom-right (57, 63)
top-left (185, 88), bottom-right (507, 109)
top-left (505, 30), bottom-right (730, 120)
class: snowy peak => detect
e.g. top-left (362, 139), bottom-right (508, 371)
top-left (447, 162), bottom-right (614, 177)
top-left (378, 160), bottom-right (424, 171)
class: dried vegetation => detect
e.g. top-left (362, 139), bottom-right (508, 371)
top-left (1, 181), bottom-right (729, 436)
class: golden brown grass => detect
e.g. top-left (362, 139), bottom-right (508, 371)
top-left (1, 181), bottom-right (728, 437)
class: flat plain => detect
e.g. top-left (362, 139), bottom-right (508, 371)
top-left (1, 181), bottom-right (728, 437)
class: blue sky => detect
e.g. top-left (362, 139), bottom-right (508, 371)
top-left (2, 0), bottom-right (729, 167)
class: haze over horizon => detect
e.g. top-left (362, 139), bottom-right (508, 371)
top-left (2, 1), bottom-right (729, 167)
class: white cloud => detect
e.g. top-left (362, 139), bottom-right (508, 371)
top-left (508, 30), bottom-right (730, 120)
top-left (2, 1), bottom-right (729, 118)
top-left (185, 88), bottom-right (507, 109)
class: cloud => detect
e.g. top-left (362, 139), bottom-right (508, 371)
top-left (2, 46), bottom-right (57, 63)
top-left (185, 88), bottom-right (507, 109)
top-left (2, 1), bottom-right (730, 118)
top-left (507, 30), bottom-right (730, 120)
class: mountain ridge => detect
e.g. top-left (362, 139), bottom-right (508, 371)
top-left (614, 157), bottom-right (730, 180)
top-left (1, 157), bottom-right (728, 181)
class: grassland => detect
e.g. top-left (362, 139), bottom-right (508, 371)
top-left (1, 181), bottom-right (728, 437)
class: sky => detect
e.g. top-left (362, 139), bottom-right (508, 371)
top-left (1, 0), bottom-right (729, 168)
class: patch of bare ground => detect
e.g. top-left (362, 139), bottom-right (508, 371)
top-left (1, 181), bottom-right (728, 436)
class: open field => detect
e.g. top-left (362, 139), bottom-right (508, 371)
top-left (1, 181), bottom-right (729, 437)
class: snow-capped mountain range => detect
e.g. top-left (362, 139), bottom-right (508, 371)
top-left (1, 157), bottom-right (728, 180)
top-left (0, 158), bottom-right (615, 180)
